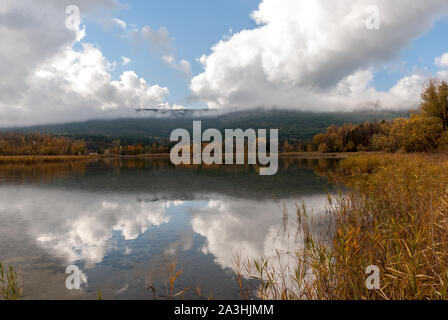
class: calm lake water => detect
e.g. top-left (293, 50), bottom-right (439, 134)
top-left (0, 157), bottom-right (339, 299)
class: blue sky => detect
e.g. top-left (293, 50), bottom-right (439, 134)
top-left (79, 1), bottom-right (448, 108)
top-left (82, 0), bottom-right (261, 107)
top-left (2, 0), bottom-right (448, 126)
top-left (373, 18), bottom-right (448, 91)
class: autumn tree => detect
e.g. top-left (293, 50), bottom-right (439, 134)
top-left (0, 132), bottom-right (87, 156)
top-left (388, 114), bottom-right (442, 152)
top-left (283, 140), bottom-right (293, 153)
top-left (420, 78), bottom-right (448, 131)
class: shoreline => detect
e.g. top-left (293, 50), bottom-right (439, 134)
top-left (0, 152), bottom-right (373, 164)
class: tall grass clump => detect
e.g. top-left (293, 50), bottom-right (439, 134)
top-left (0, 262), bottom-right (23, 300)
top-left (145, 261), bottom-right (205, 300)
top-left (329, 153), bottom-right (448, 300)
top-left (236, 153), bottom-right (448, 300)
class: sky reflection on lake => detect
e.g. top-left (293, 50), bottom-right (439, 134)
top-left (0, 158), bottom-right (338, 299)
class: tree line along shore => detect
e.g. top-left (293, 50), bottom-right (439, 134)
top-left (2, 78), bottom-right (448, 159)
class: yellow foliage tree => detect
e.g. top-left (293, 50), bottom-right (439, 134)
top-left (420, 78), bottom-right (448, 131)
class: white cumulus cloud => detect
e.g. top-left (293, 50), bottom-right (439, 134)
top-left (113, 17), bottom-right (127, 29)
top-left (131, 25), bottom-right (192, 75)
top-left (435, 53), bottom-right (448, 68)
top-left (162, 54), bottom-right (192, 75)
top-left (190, 0), bottom-right (448, 112)
top-left (121, 56), bottom-right (131, 66)
top-left (0, 0), bottom-right (180, 127)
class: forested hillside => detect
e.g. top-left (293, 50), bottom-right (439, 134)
top-left (6, 109), bottom-right (408, 147)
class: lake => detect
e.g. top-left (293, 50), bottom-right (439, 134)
top-left (0, 157), bottom-right (339, 299)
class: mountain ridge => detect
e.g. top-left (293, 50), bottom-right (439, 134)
top-left (3, 109), bottom-right (410, 144)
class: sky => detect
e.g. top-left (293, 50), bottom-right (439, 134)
top-left (1, 0), bottom-right (448, 127)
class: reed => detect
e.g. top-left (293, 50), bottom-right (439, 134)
top-left (0, 262), bottom-right (23, 300)
top-left (145, 261), bottom-right (192, 300)
top-left (235, 153), bottom-right (448, 300)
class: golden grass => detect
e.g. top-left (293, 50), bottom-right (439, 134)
top-left (330, 153), bottom-right (448, 300)
top-left (236, 153), bottom-right (448, 300)
top-left (0, 155), bottom-right (95, 165)
top-left (0, 262), bottom-right (23, 300)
